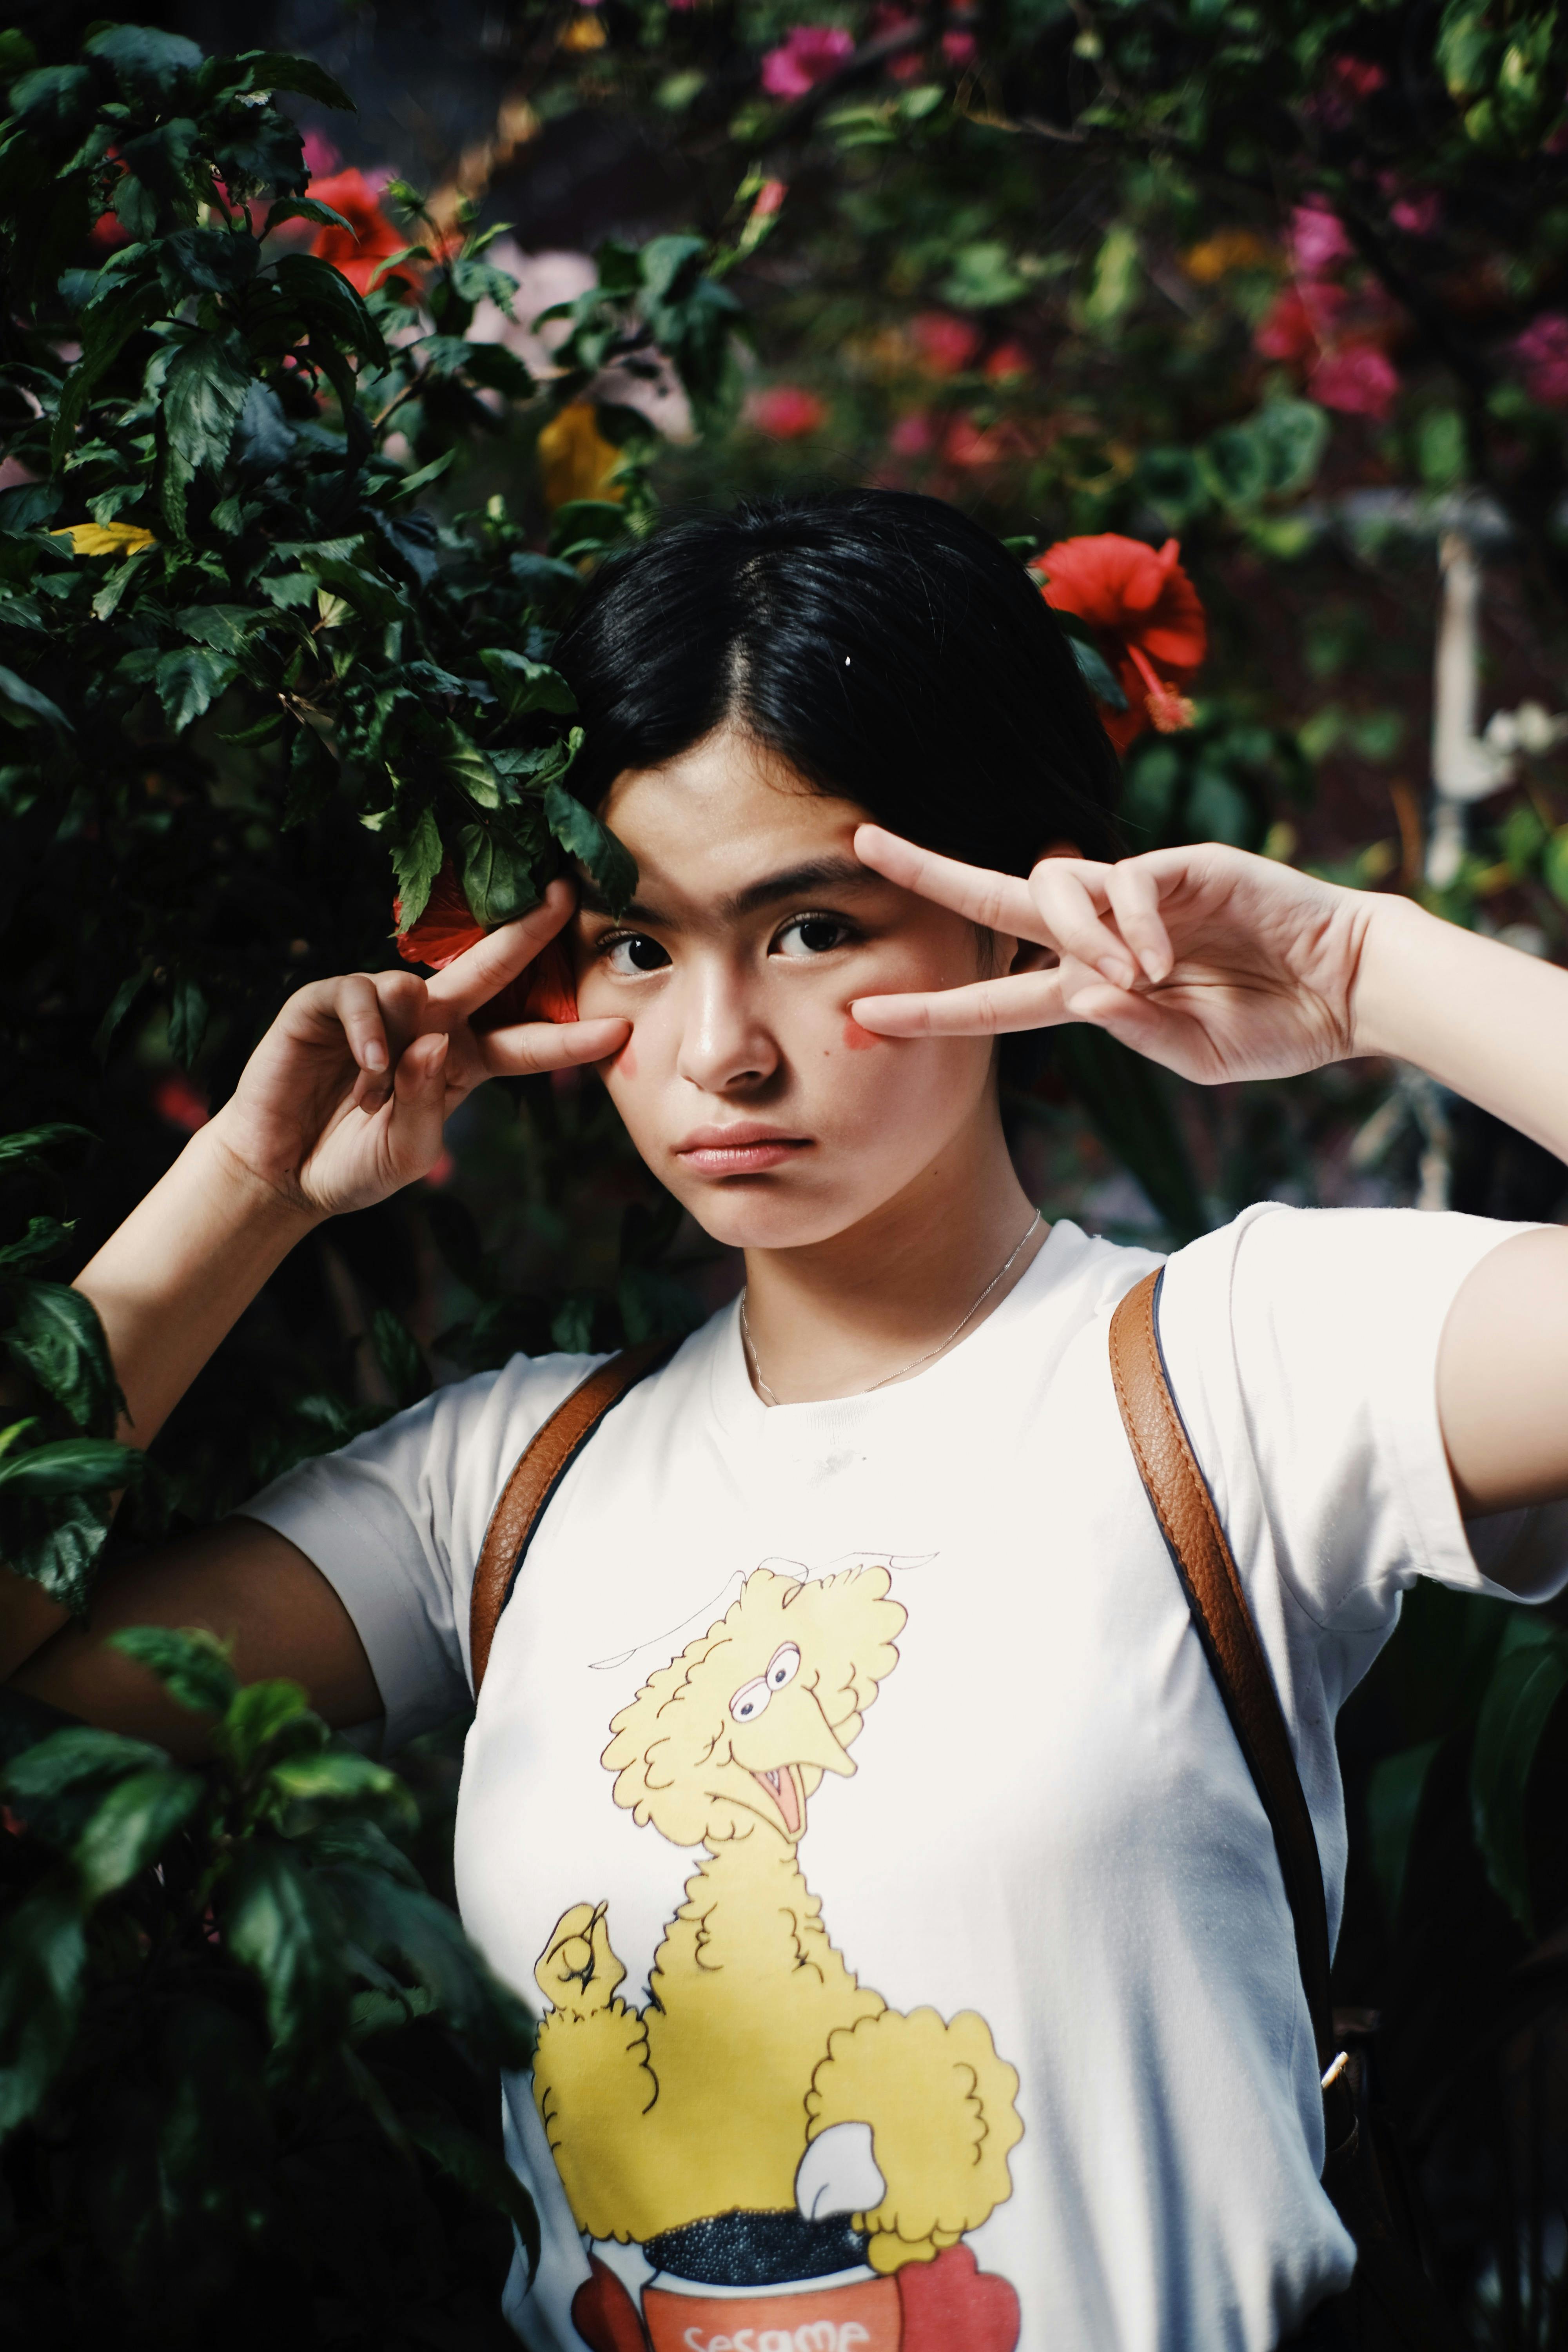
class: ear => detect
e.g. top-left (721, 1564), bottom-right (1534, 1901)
top-left (1006, 840), bottom-right (1080, 975)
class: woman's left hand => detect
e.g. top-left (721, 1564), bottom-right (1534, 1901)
top-left (849, 827), bottom-right (1379, 1087)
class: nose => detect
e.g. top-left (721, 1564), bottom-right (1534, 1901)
top-left (674, 956), bottom-right (780, 1094)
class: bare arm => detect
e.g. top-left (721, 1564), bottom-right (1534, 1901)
top-left (1, 882), bottom-right (628, 1727)
top-left (850, 833), bottom-right (1568, 1558)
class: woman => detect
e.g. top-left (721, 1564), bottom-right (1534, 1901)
top-left (6, 491), bottom-right (1568, 2352)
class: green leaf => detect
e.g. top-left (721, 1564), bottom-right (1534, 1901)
top-left (223, 1840), bottom-right (345, 2053)
top-left (0, 1881), bottom-right (87, 2137)
top-left (84, 25), bottom-right (203, 99)
top-left (160, 332), bottom-right (253, 523)
top-left (408, 2116), bottom-right (542, 2274)
top-left (0, 662), bottom-right (71, 739)
top-left (154, 644), bottom-right (238, 731)
top-left (456, 825), bottom-right (534, 927)
top-left (1470, 1622), bottom-right (1568, 1933)
top-left (94, 965), bottom-right (152, 1064)
top-left (263, 195), bottom-right (353, 236)
top-left (3, 1726), bottom-right (166, 1811)
top-left (0, 1437), bottom-right (138, 1499)
top-left (217, 1677), bottom-right (324, 1773)
top-left (109, 1626), bottom-right (239, 1717)
top-left (159, 226), bottom-right (259, 298)
top-left (0, 1123), bottom-right (94, 1172)
top-left (543, 781), bottom-right (637, 909)
top-left (1366, 1738), bottom-right (1440, 1926)
top-left (1066, 633), bottom-right (1128, 712)
top-left (441, 727), bottom-right (502, 811)
top-left (369, 1306), bottom-right (431, 1409)
top-left (1543, 826), bottom-right (1568, 907)
top-left (320, 1864), bottom-right (532, 2056)
top-left (167, 973), bottom-right (209, 1070)
top-left (0, 1215), bottom-right (70, 1272)
top-left (272, 250), bottom-right (388, 369)
top-left (390, 802), bottom-right (444, 933)
top-left (5, 1281), bottom-right (122, 1435)
top-left (1251, 399), bottom-right (1330, 500)
top-left (225, 50), bottom-right (356, 111)
top-left (478, 648), bottom-right (576, 716)
top-left (74, 1765), bottom-right (203, 1902)
top-left (268, 1748), bottom-right (417, 1829)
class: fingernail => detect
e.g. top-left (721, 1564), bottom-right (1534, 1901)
top-left (363, 1041), bottom-right (387, 1070)
top-left (1102, 959), bottom-right (1136, 989)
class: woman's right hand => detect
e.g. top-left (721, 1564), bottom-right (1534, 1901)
top-left (208, 880), bottom-right (628, 1220)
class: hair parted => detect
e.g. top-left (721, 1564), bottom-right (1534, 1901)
top-left (553, 487), bottom-right (1123, 875)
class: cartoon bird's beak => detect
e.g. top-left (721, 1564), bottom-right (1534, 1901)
top-left (735, 1690), bottom-right (856, 1837)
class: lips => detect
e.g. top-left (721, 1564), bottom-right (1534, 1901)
top-left (675, 1124), bottom-right (812, 1177)
top-left (753, 1765), bottom-right (802, 1835)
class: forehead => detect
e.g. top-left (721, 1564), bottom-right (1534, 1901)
top-left (596, 728), bottom-right (867, 906)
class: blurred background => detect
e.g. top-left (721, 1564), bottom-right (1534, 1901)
top-left (5, 2), bottom-right (1568, 2344)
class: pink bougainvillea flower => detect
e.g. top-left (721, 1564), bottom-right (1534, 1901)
top-left (1327, 54), bottom-right (1386, 99)
top-left (395, 863), bottom-right (579, 1024)
top-left (1514, 313), bottom-right (1568, 406)
top-left (1389, 189), bottom-right (1441, 236)
top-left (301, 130), bottom-right (342, 176)
top-left (747, 384), bottom-right (828, 438)
top-left (909, 310), bottom-right (982, 376)
top-left (889, 409), bottom-right (938, 456)
top-left (1030, 535), bottom-right (1207, 753)
top-left (760, 24), bottom-right (855, 99)
top-left (751, 177), bottom-right (788, 220)
top-left (984, 341), bottom-right (1031, 381)
top-left (1308, 341), bottom-right (1400, 419)
top-left (308, 168), bottom-right (417, 297)
top-left (942, 27), bottom-right (977, 66)
top-left (1289, 200), bottom-right (1353, 276)
top-left (154, 1073), bottom-right (210, 1133)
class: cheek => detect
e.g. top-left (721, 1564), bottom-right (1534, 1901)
top-left (841, 1016), bottom-right (881, 1052)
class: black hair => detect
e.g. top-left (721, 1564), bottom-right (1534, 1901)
top-left (554, 487), bottom-right (1122, 875)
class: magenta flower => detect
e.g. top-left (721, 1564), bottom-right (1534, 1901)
top-left (747, 384), bottom-right (829, 438)
top-left (1289, 200), bottom-right (1353, 276)
top-left (1515, 314), bottom-right (1568, 406)
top-left (1308, 343), bottom-right (1400, 419)
top-left (761, 24), bottom-right (855, 99)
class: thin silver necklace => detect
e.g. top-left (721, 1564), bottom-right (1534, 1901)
top-left (739, 1209), bottom-right (1043, 1408)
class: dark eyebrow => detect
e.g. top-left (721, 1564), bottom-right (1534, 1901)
top-left (577, 855), bottom-right (875, 927)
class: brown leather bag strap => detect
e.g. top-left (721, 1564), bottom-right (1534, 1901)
top-left (468, 1338), bottom-right (677, 1694)
top-left (1109, 1267), bottom-right (1336, 2070)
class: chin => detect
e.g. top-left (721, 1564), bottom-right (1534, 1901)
top-left (671, 1176), bottom-right (884, 1255)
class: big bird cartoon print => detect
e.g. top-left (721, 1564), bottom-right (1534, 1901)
top-left (532, 1564), bottom-right (1024, 2352)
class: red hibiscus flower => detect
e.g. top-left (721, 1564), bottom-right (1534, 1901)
top-left (394, 862), bottom-right (577, 1023)
top-left (747, 385), bottom-right (828, 439)
top-left (909, 311), bottom-right (982, 376)
top-left (308, 169), bottom-right (417, 298)
top-left (1031, 534), bottom-right (1207, 753)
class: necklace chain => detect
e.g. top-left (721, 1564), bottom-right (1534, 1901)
top-left (739, 1209), bottom-right (1043, 1408)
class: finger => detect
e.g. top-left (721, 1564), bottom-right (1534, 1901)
top-left (428, 878), bottom-right (577, 1020)
top-left (384, 1029), bottom-right (450, 1173)
top-left (325, 973), bottom-right (397, 1110)
top-left (477, 1014), bottom-right (630, 1078)
top-left (1027, 860), bottom-right (1137, 989)
top-left (853, 825), bottom-right (1044, 942)
top-left (851, 971), bottom-right (1074, 1037)
top-left (1103, 861), bottom-right (1174, 983)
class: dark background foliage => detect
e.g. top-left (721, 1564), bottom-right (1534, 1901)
top-left (3, 3), bottom-right (1568, 2342)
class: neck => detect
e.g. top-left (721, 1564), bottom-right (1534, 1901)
top-left (740, 1092), bottom-right (1044, 1405)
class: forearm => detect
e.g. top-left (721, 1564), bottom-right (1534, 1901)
top-left (1353, 896), bottom-right (1568, 1165)
top-left (0, 1114), bottom-right (319, 1681)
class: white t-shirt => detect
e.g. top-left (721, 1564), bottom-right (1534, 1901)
top-left (244, 1204), bottom-right (1567, 2352)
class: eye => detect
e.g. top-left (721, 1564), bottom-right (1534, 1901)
top-left (773, 913), bottom-right (854, 959)
top-left (602, 933), bottom-right (670, 976)
top-left (730, 1677), bottom-right (771, 1724)
top-left (766, 1643), bottom-right (800, 1691)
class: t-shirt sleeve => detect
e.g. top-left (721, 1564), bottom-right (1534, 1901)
top-left (1156, 1203), bottom-right (1568, 1641)
top-left (238, 1349), bottom-right (604, 1750)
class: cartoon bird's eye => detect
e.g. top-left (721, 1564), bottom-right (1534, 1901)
top-left (730, 1677), bottom-right (771, 1723)
top-left (767, 1643), bottom-right (800, 1690)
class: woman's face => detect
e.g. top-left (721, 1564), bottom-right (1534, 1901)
top-left (570, 726), bottom-right (1011, 1252)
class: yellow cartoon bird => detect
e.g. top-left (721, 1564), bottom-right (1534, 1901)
top-left (531, 1564), bottom-right (1023, 2275)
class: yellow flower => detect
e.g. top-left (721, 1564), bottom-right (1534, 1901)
top-left (1181, 229), bottom-right (1274, 283)
top-left (537, 403), bottom-right (625, 511)
top-left (50, 521), bottom-right (157, 557)
top-left (559, 12), bottom-right (608, 49)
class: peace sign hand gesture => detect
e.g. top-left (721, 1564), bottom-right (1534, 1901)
top-left (849, 828), bottom-right (1380, 1087)
top-left (211, 881), bottom-right (626, 1221)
